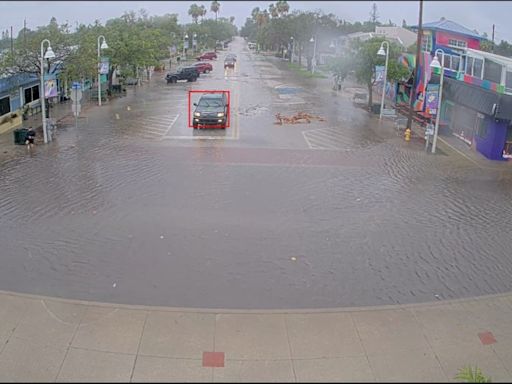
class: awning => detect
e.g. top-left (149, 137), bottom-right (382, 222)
top-left (441, 77), bottom-right (512, 119)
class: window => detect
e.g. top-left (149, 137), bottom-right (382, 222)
top-left (483, 59), bottom-right (502, 83)
top-left (0, 96), bottom-right (10, 116)
top-left (421, 34), bottom-right (432, 52)
top-left (466, 57), bottom-right (473, 75)
top-left (505, 71), bottom-right (512, 92)
top-left (448, 39), bottom-right (467, 49)
top-left (473, 58), bottom-right (483, 78)
top-left (24, 85), bottom-right (39, 104)
top-left (451, 55), bottom-right (460, 71)
top-left (475, 113), bottom-right (487, 138)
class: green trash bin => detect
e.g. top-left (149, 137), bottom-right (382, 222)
top-left (13, 128), bottom-right (28, 145)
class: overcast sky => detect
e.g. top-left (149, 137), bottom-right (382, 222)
top-left (1, 1), bottom-right (512, 42)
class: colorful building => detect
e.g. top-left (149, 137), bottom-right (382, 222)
top-left (397, 18), bottom-right (512, 161)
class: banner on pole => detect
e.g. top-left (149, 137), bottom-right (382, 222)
top-left (99, 56), bottom-right (109, 75)
top-left (425, 83), bottom-right (440, 115)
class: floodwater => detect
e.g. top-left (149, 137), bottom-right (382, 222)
top-left (1, 37), bottom-right (512, 309)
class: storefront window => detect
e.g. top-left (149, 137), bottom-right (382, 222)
top-left (0, 96), bottom-right (10, 116)
top-left (483, 59), bottom-right (502, 84)
top-left (505, 71), bottom-right (512, 93)
top-left (24, 85), bottom-right (40, 104)
top-left (466, 57), bottom-right (473, 75)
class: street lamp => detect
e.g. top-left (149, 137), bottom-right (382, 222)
top-left (429, 48), bottom-right (446, 154)
top-left (40, 39), bottom-right (55, 144)
top-left (97, 35), bottom-right (108, 107)
top-left (310, 36), bottom-right (317, 74)
top-left (193, 33), bottom-right (197, 54)
top-left (377, 40), bottom-right (389, 120)
top-left (183, 33), bottom-right (189, 59)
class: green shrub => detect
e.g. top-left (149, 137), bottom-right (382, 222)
top-left (455, 366), bottom-right (491, 383)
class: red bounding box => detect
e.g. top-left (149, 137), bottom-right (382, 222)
top-left (188, 90), bottom-right (230, 129)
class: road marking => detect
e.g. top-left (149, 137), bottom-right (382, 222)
top-left (162, 135), bottom-right (237, 140)
top-left (127, 106), bottom-right (131, 111)
top-left (163, 114), bottom-right (180, 137)
top-left (115, 114), bottom-right (120, 120)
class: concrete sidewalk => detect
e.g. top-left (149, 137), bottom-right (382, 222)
top-left (0, 290), bottom-right (511, 382)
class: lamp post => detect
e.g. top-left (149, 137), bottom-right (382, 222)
top-left (430, 48), bottom-right (445, 154)
top-left (183, 33), bottom-right (188, 60)
top-left (377, 40), bottom-right (389, 120)
top-left (310, 36), bottom-right (317, 74)
top-left (40, 39), bottom-right (55, 144)
top-left (290, 36), bottom-right (294, 63)
top-left (193, 33), bottom-right (197, 54)
top-left (97, 35), bottom-right (108, 107)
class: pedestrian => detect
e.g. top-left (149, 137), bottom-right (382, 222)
top-left (177, 56), bottom-right (181, 65)
top-left (25, 127), bottom-right (35, 148)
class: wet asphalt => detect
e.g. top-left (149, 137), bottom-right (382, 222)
top-left (1, 37), bottom-right (512, 309)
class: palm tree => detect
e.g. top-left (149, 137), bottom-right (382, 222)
top-left (268, 4), bottom-right (278, 18)
top-left (199, 5), bottom-right (207, 22)
top-left (251, 7), bottom-right (260, 22)
top-left (276, 0), bottom-right (290, 17)
top-left (188, 4), bottom-right (202, 24)
top-left (210, 1), bottom-right (220, 21)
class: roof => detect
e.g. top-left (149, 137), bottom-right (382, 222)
top-left (411, 18), bottom-right (483, 40)
top-left (0, 72), bottom-right (38, 93)
top-left (466, 48), bottom-right (512, 69)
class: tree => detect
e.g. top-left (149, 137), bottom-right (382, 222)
top-left (276, 0), bottom-right (290, 17)
top-left (210, 1), bottom-right (220, 21)
top-left (369, 3), bottom-right (379, 25)
top-left (0, 17), bottom-right (72, 78)
top-left (352, 37), bottom-right (410, 108)
top-left (188, 4), bottom-right (203, 24)
top-left (269, 4), bottom-right (279, 19)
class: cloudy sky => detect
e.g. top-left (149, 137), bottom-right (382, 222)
top-left (1, 1), bottom-right (512, 42)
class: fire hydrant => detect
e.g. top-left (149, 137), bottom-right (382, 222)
top-left (404, 128), bottom-right (411, 142)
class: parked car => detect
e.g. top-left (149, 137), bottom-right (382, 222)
top-left (225, 53), bottom-right (237, 62)
top-left (192, 92), bottom-right (229, 129)
top-left (193, 62), bottom-right (213, 74)
top-left (196, 52), bottom-right (217, 61)
top-left (165, 67), bottom-right (199, 83)
top-left (224, 57), bottom-right (236, 69)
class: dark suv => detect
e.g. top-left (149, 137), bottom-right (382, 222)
top-left (166, 66), bottom-right (199, 83)
top-left (192, 93), bottom-right (229, 129)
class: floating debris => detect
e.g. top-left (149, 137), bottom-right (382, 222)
top-left (275, 112), bottom-right (326, 125)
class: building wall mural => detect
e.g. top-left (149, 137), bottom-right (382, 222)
top-left (413, 52), bottom-right (433, 111)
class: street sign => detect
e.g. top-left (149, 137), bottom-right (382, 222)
top-left (72, 82), bottom-right (81, 90)
top-left (70, 88), bottom-right (82, 102)
top-left (71, 103), bottom-right (81, 115)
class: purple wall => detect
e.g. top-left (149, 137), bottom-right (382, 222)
top-left (474, 118), bottom-right (508, 160)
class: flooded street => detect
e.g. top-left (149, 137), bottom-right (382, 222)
top-left (1, 37), bottom-right (512, 309)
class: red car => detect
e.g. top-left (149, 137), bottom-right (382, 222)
top-left (193, 62), bottom-right (213, 74)
top-left (196, 52), bottom-right (217, 61)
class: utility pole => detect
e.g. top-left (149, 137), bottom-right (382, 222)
top-left (406, 0), bottom-right (423, 131)
top-left (492, 24), bottom-right (495, 53)
top-left (24, 19), bottom-right (26, 47)
top-left (10, 26), bottom-right (13, 55)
